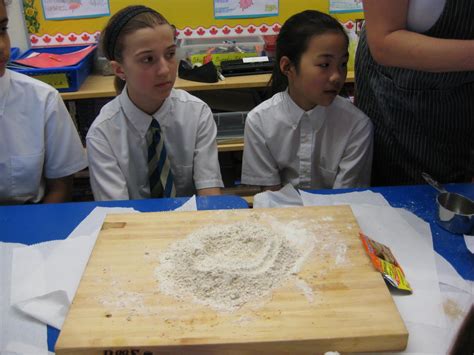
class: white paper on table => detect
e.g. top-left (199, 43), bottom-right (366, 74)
top-left (254, 186), bottom-right (445, 328)
top-left (175, 195), bottom-right (197, 212)
top-left (434, 256), bottom-right (473, 354)
top-left (344, 200), bottom-right (471, 355)
top-left (300, 189), bottom-right (391, 207)
top-left (11, 235), bottom-right (97, 329)
top-left (8, 199), bottom-right (200, 332)
top-left (352, 204), bottom-right (444, 328)
top-left (10, 207), bottom-right (138, 330)
top-left (1, 242), bottom-right (48, 355)
top-left (68, 207), bottom-right (138, 240)
top-left (435, 250), bottom-right (472, 294)
top-left (253, 183), bottom-right (303, 208)
top-left (382, 262), bottom-right (473, 355)
top-left (464, 234), bottom-right (474, 254)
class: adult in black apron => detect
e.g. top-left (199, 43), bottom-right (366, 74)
top-left (355, 0), bottom-right (474, 186)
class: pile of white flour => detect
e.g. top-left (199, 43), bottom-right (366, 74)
top-left (155, 219), bottom-right (315, 312)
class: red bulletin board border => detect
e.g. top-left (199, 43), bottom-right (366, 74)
top-left (29, 21), bottom-right (357, 47)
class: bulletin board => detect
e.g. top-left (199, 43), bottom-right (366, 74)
top-left (24, 0), bottom-right (364, 47)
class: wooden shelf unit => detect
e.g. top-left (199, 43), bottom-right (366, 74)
top-left (60, 71), bottom-right (355, 100)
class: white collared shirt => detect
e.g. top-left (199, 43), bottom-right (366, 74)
top-left (86, 87), bottom-right (223, 201)
top-left (241, 91), bottom-right (373, 189)
top-left (0, 70), bottom-right (88, 204)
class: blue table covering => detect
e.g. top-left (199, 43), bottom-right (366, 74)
top-left (305, 183), bottom-right (474, 281)
top-left (0, 195), bottom-right (248, 352)
top-left (1, 185), bottom-right (472, 352)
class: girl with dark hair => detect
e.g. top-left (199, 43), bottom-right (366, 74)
top-left (241, 10), bottom-right (373, 191)
top-left (86, 5), bottom-right (223, 200)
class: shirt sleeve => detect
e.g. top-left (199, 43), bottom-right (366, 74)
top-left (333, 117), bottom-right (373, 188)
top-left (86, 134), bottom-right (129, 201)
top-left (43, 91), bottom-right (88, 179)
top-left (241, 112), bottom-right (281, 186)
top-left (192, 105), bottom-right (224, 190)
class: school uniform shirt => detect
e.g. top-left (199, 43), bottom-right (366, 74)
top-left (0, 70), bottom-right (88, 204)
top-left (241, 90), bottom-right (373, 189)
top-left (86, 87), bottom-right (223, 201)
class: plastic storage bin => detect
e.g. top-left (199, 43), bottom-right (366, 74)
top-left (177, 36), bottom-right (264, 67)
top-left (10, 47), bottom-right (21, 61)
top-left (12, 45), bottom-right (96, 92)
top-left (214, 111), bottom-right (248, 140)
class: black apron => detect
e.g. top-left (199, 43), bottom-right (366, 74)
top-left (355, 0), bottom-right (474, 185)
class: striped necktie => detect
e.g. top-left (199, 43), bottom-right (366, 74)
top-left (146, 119), bottom-right (176, 198)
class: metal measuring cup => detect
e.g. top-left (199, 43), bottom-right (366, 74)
top-left (422, 173), bottom-right (474, 235)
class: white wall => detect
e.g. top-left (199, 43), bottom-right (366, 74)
top-left (8, 0), bottom-right (29, 52)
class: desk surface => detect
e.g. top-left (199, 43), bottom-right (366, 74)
top-left (61, 71), bottom-right (355, 101)
top-left (307, 184), bottom-right (474, 281)
top-left (0, 195), bottom-right (248, 245)
top-left (0, 195), bottom-right (248, 352)
top-left (2, 184), bottom-right (472, 353)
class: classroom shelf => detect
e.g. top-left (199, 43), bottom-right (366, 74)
top-left (60, 71), bottom-right (355, 101)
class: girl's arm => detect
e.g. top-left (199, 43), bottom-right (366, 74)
top-left (43, 175), bottom-right (74, 203)
top-left (362, 0), bottom-right (474, 72)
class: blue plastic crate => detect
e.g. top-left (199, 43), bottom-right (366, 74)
top-left (12, 45), bottom-right (96, 92)
top-left (10, 47), bottom-right (21, 61)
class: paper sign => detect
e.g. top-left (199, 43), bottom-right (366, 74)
top-left (41, 0), bottom-right (110, 20)
top-left (33, 73), bottom-right (69, 89)
top-left (215, 0), bottom-right (279, 19)
top-left (329, 0), bottom-right (363, 13)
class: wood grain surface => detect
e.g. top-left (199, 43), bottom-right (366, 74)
top-left (56, 206), bottom-right (408, 355)
top-left (60, 72), bottom-right (355, 100)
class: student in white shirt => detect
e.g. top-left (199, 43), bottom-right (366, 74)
top-left (87, 5), bottom-right (223, 200)
top-left (241, 10), bottom-right (373, 190)
top-left (0, 0), bottom-right (88, 205)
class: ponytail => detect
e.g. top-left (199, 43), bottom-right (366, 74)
top-left (269, 10), bottom-right (348, 96)
top-left (100, 5), bottom-right (171, 95)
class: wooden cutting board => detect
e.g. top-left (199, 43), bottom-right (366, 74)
top-left (56, 206), bottom-right (408, 354)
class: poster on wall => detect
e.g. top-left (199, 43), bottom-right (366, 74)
top-left (329, 0), bottom-right (363, 13)
top-left (214, 0), bottom-right (279, 19)
top-left (41, 0), bottom-right (110, 20)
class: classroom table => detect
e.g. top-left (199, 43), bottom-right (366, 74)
top-left (306, 183), bottom-right (474, 281)
top-left (0, 195), bottom-right (249, 352)
top-left (1, 183), bottom-right (472, 352)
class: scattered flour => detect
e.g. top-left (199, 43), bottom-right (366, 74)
top-left (156, 220), bottom-right (315, 312)
top-left (97, 290), bottom-right (146, 317)
top-left (334, 244), bottom-right (348, 265)
top-left (294, 277), bottom-right (315, 303)
top-left (155, 213), bottom-right (350, 313)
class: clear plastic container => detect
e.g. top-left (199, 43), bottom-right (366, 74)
top-left (177, 36), bottom-right (264, 67)
top-left (213, 111), bottom-right (248, 140)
